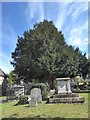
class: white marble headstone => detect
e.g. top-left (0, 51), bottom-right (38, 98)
top-left (31, 88), bottom-right (42, 102)
top-left (56, 78), bottom-right (72, 93)
top-left (50, 89), bottom-right (55, 96)
top-left (29, 98), bottom-right (37, 107)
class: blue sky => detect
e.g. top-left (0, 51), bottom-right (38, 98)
top-left (0, 1), bottom-right (89, 73)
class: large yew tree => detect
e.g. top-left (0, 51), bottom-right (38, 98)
top-left (11, 20), bottom-right (88, 87)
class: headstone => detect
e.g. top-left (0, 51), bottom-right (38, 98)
top-left (70, 79), bottom-right (77, 92)
top-left (47, 77), bottom-right (85, 104)
top-left (20, 80), bottom-right (24, 86)
top-left (6, 84), bottom-right (24, 100)
top-left (29, 98), bottom-right (37, 107)
top-left (31, 88), bottom-right (42, 103)
top-left (50, 90), bottom-right (55, 96)
top-left (13, 85), bottom-right (24, 97)
top-left (56, 78), bottom-right (71, 93)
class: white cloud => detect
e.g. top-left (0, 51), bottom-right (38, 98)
top-left (71, 38), bottom-right (88, 48)
top-left (2, 24), bottom-right (17, 52)
top-left (0, 65), bottom-right (13, 74)
top-left (0, 52), bottom-right (14, 73)
top-left (55, 2), bottom-right (70, 30)
top-left (66, 19), bottom-right (88, 55)
top-left (1, 23), bottom-right (17, 73)
top-left (55, 2), bottom-right (88, 30)
top-left (68, 37), bottom-right (88, 56)
top-left (68, 20), bottom-right (88, 40)
top-left (71, 3), bottom-right (88, 20)
top-left (73, 39), bottom-right (81, 46)
top-left (26, 2), bottom-right (44, 23)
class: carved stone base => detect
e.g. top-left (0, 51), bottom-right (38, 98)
top-left (46, 93), bottom-right (85, 104)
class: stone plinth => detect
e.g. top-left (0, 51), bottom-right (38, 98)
top-left (46, 78), bottom-right (85, 104)
top-left (47, 93), bottom-right (85, 103)
top-left (56, 78), bottom-right (71, 93)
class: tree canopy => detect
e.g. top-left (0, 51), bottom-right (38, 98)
top-left (11, 20), bottom-right (89, 87)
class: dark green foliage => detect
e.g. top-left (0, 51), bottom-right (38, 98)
top-left (2, 78), bottom-right (8, 96)
top-left (78, 53), bottom-right (89, 79)
top-left (11, 20), bottom-right (88, 88)
top-left (38, 83), bottom-right (49, 100)
top-left (87, 81), bottom-right (90, 86)
top-left (15, 95), bottom-right (29, 105)
top-left (30, 82), bottom-right (50, 100)
top-left (7, 71), bottom-right (16, 84)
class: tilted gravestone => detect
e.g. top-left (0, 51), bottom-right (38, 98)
top-left (31, 88), bottom-right (42, 103)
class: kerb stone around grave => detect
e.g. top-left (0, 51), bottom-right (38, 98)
top-left (31, 88), bottom-right (42, 103)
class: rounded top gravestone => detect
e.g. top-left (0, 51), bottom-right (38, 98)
top-left (31, 88), bottom-right (42, 103)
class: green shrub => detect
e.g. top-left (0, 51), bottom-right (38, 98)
top-left (15, 95), bottom-right (29, 105)
top-left (30, 82), bottom-right (50, 100)
top-left (39, 83), bottom-right (50, 100)
top-left (87, 81), bottom-right (90, 86)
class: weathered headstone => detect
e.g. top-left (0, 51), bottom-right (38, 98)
top-left (13, 84), bottom-right (24, 97)
top-left (31, 88), bottom-right (42, 103)
top-left (56, 78), bottom-right (71, 93)
top-left (6, 84), bottom-right (24, 100)
top-left (50, 89), bottom-right (55, 96)
top-left (29, 98), bottom-right (37, 107)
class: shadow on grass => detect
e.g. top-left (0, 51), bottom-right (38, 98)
top-left (1, 117), bottom-right (89, 120)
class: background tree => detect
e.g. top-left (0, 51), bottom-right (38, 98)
top-left (11, 20), bottom-right (88, 88)
top-left (7, 71), bottom-right (16, 84)
top-left (77, 53), bottom-right (89, 79)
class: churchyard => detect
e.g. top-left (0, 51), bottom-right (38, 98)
top-left (1, 93), bottom-right (89, 119)
top-left (1, 77), bottom-right (90, 119)
top-left (1, 20), bottom-right (90, 120)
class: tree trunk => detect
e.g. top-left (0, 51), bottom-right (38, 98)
top-left (48, 74), bottom-right (54, 89)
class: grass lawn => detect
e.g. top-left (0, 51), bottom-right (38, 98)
top-left (1, 93), bottom-right (89, 119)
